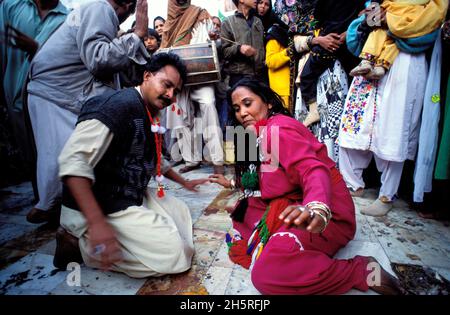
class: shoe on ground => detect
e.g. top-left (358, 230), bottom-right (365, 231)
top-left (361, 197), bottom-right (393, 217)
top-left (350, 60), bottom-right (373, 77)
top-left (53, 226), bottom-right (83, 269)
top-left (365, 66), bottom-right (386, 80)
top-left (26, 206), bottom-right (60, 224)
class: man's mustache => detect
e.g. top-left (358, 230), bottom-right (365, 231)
top-left (159, 96), bottom-right (172, 106)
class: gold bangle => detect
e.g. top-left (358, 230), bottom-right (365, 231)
top-left (306, 201), bottom-right (332, 221)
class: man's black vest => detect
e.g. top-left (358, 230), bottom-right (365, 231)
top-left (62, 88), bottom-right (156, 214)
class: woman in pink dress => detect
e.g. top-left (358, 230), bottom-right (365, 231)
top-left (209, 78), bottom-right (401, 295)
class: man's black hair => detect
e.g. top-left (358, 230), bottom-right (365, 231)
top-left (232, 0), bottom-right (239, 8)
top-left (146, 28), bottom-right (161, 42)
top-left (115, 0), bottom-right (137, 14)
top-left (144, 53), bottom-right (187, 84)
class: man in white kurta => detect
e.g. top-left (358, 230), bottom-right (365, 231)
top-left (56, 54), bottom-right (206, 278)
top-left (162, 0), bottom-right (224, 174)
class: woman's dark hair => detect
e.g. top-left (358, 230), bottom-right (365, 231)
top-left (266, 23), bottom-right (289, 47)
top-left (226, 78), bottom-right (291, 127)
top-left (226, 78), bottom-right (291, 222)
top-left (144, 52), bottom-right (187, 84)
top-left (256, 0), bottom-right (288, 33)
top-left (153, 16), bottom-right (166, 27)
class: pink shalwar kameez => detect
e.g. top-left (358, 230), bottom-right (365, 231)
top-left (233, 114), bottom-right (370, 294)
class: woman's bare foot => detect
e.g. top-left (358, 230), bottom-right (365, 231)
top-left (365, 256), bottom-right (404, 295)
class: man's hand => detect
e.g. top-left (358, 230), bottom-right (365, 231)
top-left (314, 33), bottom-right (341, 53)
top-left (162, 168), bottom-right (209, 192)
top-left (1, 25), bottom-right (39, 56)
top-left (64, 176), bottom-right (123, 270)
top-left (208, 174), bottom-right (231, 188)
top-left (183, 178), bottom-right (209, 192)
top-left (89, 219), bottom-right (122, 270)
top-left (208, 31), bottom-right (220, 41)
top-left (134, 0), bottom-right (149, 39)
top-left (338, 31), bottom-right (347, 45)
top-left (240, 44), bottom-right (256, 57)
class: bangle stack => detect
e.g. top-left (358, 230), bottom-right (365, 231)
top-left (305, 201), bottom-right (332, 232)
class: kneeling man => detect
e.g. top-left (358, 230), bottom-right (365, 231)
top-left (55, 53), bottom-right (207, 278)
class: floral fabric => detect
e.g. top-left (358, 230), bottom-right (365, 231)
top-left (273, 0), bottom-right (318, 35)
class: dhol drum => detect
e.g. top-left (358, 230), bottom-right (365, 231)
top-left (156, 41), bottom-right (221, 86)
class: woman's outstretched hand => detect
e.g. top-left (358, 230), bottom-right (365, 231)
top-left (279, 205), bottom-right (327, 233)
top-left (208, 174), bottom-right (231, 188)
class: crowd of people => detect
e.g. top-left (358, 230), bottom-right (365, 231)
top-left (1, 0), bottom-right (449, 295)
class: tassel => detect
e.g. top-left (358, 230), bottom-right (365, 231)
top-left (157, 185), bottom-right (165, 198)
top-left (228, 239), bottom-right (252, 269)
top-left (225, 233), bottom-right (234, 250)
top-left (158, 126), bottom-right (167, 134)
top-left (151, 124), bottom-right (159, 133)
top-left (246, 240), bottom-right (256, 255)
top-left (256, 243), bottom-right (264, 259)
top-left (225, 233), bottom-right (232, 244)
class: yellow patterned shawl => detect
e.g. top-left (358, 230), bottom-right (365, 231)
top-left (383, 0), bottom-right (448, 38)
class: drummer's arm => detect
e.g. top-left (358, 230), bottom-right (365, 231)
top-left (221, 19), bottom-right (240, 59)
top-left (76, 2), bottom-right (149, 76)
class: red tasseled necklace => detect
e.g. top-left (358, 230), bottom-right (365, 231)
top-left (145, 107), bottom-right (165, 198)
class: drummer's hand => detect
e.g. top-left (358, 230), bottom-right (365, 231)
top-left (134, 0), bottom-right (149, 39)
top-left (240, 44), bottom-right (256, 57)
top-left (208, 31), bottom-right (220, 40)
top-left (1, 25), bottom-right (39, 56)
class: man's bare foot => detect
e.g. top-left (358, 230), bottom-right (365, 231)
top-left (54, 226), bottom-right (83, 269)
top-left (27, 206), bottom-right (60, 225)
top-left (365, 256), bottom-right (404, 295)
